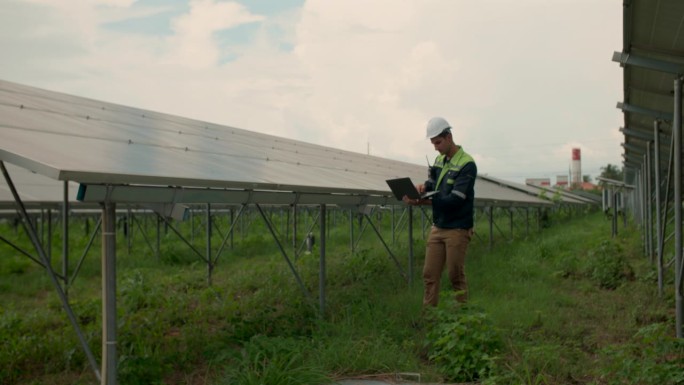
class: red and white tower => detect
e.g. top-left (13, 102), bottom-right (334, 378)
top-left (571, 148), bottom-right (582, 187)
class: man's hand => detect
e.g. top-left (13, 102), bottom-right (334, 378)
top-left (402, 194), bottom-right (427, 206)
top-left (402, 184), bottom-right (432, 205)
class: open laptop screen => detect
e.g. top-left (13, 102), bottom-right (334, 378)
top-left (385, 177), bottom-right (437, 200)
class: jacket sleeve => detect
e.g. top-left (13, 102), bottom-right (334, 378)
top-left (434, 162), bottom-right (477, 206)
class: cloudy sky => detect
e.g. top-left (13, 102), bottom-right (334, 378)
top-left (0, 0), bottom-right (623, 184)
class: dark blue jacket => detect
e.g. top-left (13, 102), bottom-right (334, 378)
top-left (424, 147), bottom-right (477, 229)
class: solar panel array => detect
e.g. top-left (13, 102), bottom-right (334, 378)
top-left (0, 79), bottom-right (560, 208)
top-left (615, 0), bottom-right (684, 173)
top-left (614, 0), bottom-right (684, 338)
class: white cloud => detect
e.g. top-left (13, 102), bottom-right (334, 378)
top-left (166, 0), bottom-right (264, 69)
top-left (0, 0), bottom-right (624, 184)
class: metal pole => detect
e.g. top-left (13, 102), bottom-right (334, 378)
top-left (62, 181), bottom-right (69, 296)
top-left (156, 215), bottom-right (161, 261)
top-left (623, 194), bottom-right (627, 228)
top-left (659, 127), bottom-right (675, 296)
top-left (612, 188), bottom-right (618, 238)
top-left (631, 170), bottom-right (638, 225)
top-left (391, 205), bottom-right (395, 245)
top-left (488, 206), bottom-right (494, 250)
top-left (190, 208), bottom-right (195, 243)
top-left (319, 204), bottom-right (326, 317)
top-left (126, 207), bottom-right (132, 254)
top-left (230, 207), bottom-right (234, 249)
top-left (283, 207), bottom-right (289, 240)
top-left (673, 77), bottom-right (683, 338)
top-left (654, 121), bottom-right (663, 292)
top-left (646, 142), bottom-right (654, 262)
top-left (292, 204), bottom-right (298, 251)
top-left (40, 209), bottom-right (45, 250)
top-left (240, 207), bottom-right (245, 240)
top-left (408, 205), bottom-right (414, 286)
top-left (326, 206), bottom-right (330, 241)
top-left (206, 203), bottom-right (213, 286)
top-left (101, 201), bottom-right (117, 385)
top-left (641, 162), bottom-right (648, 256)
top-left (47, 209), bottom-right (52, 262)
top-left (349, 209), bottom-right (354, 253)
top-left (633, 170), bottom-right (639, 226)
top-left (638, 168), bottom-right (644, 227)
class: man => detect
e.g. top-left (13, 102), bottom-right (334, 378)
top-left (403, 117), bottom-right (477, 306)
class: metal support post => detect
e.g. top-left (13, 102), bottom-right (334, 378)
top-left (101, 201), bottom-right (117, 385)
top-left (206, 203), bottom-right (213, 286)
top-left (646, 141), bottom-right (654, 262)
top-left (391, 205), bottom-right (395, 245)
top-left (488, 206), bottom-right (494, 250)
top-left (674, 77), bottom-right (683, 338)
top-left (319, 204), bottom-right (326, 317)
top-left (612, 188), bottom-right (618, 238)
top-left (62, 181), bottom-right (69, 295)
top-left (408, 205), bottom-right (414, 286)
top-left (190, 208), bottom-right (195, 243)
top-left (632, 170), bottom-right (639, 226)
top-left (654, 121), bottom-right (664, 292)
top-left (292, 204), bottom-right (298, 251)
top-left (659, 128), bottom-right (675, 296)
top-left (156, 214), bottom-right (161, 261)
top-left (638, 169), bottom-right (644, 227)
top-left (641, 162), bottom-right (648, 256)
top-left (47, 209), bottom-right (52, 261)
top-left (326, 206), bottom-right (330, 241)
top-left (349, 209), bottom-right (354, 253)
top-left (230, 207), bottom-right (235, 249)
top-left (283, 207), bottom-right (289, 239)
top-left (126, 207), bottom-right (132, 254)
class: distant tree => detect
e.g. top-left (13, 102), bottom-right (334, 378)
top-left (583, 175), bottom-right (592, 183)
top-left (598, 164), bottom-right (624, 186)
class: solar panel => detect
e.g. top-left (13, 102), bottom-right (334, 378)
top-left (0, 79), bottom-right (554, 207)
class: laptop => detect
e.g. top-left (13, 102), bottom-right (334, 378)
top-left (385, 177), bottom-right (438, 201)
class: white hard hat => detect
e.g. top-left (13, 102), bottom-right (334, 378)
top-left (426, 116), bottom-right (451, 139)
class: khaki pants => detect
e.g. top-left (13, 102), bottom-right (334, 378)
top-left (423, 226), bottom-right (472, 306)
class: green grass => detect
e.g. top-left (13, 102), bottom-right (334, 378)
top-left (0, 207), bottom-right (682, 384)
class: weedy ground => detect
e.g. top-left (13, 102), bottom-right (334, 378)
top-left (0, 207), bottom-right (681, 385)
